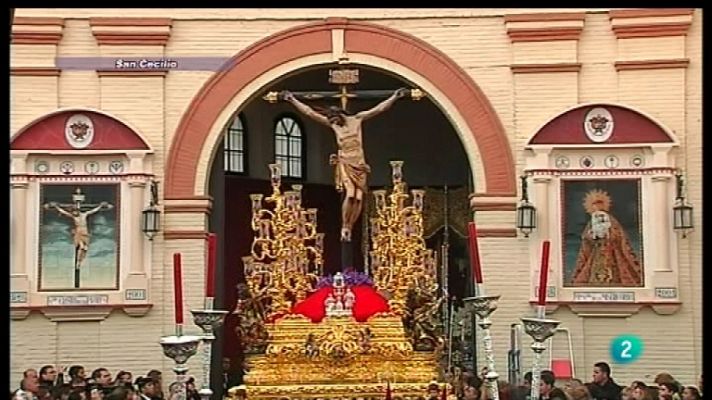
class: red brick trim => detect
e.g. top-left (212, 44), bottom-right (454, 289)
top-left (511, 63), bottom-right (582, 74)
top-left (92, 33), bottom-right (171, 46)
top-left (11, 67), bottom-right (61, 76)
top-left (472, 202), bottom-right (517, 212)
top-left (507, 27), bottom-right (583, 42)
top-left (97, 70), bottom-right (169, 77)
top-left (612, 22), bottom-right (691, 38)
top-left (609, 8), bottom-right (694, 19)
top-left (12, 33), bottom-right (63, 45)
top-left (165, 19), bottom-right (515, 198)
top-left (469, 192), bottom-right (518, 198)
top-left (477, 228), bottom-right (518, 238)
top-left (90, 17), bottom-right (172, 45)
top-left (164, 204), bottom-right (212, 214)
top-left (504, 12), bottom-right (586, 23)
top-left (165, 195), bottom-right (214, 201)
top-left (615, 59), bottom-right (690, 70)
top-left (89, 17), bottom-right (172, 26)
top-left (12, 17), bottom-right (64, 45)
top-left (13, 17), bottom-right (65, 26)
top-left (163, 230), bottom-right (209, 240)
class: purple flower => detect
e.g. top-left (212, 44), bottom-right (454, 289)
top-left (316, 270), bottom-right (373, 288)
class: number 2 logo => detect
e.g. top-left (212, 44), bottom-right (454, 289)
top-left (610, 335), bottom-right (643, 364)
top-left (620, 340), bottom-right (632, 358)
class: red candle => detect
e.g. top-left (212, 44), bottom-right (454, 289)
top-left (467, 222), bottom-right (484, 284)
top-left (537, 240), bottom-right (551, 306)
top-left (173, 253), bottom-right (184, 325)
top-left (206, 233), bottom-right (217, 298)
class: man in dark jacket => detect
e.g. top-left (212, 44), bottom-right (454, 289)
top-left (586, 362), bottom-right (622, 400)
top-left (38, 365), bottom-right (64, 392)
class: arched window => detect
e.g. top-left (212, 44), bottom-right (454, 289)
top-left (224, 114), bottom-right (247, 173)
top-left (274, 114), bottom-right (305, 178)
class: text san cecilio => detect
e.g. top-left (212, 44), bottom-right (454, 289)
top-left (114, 58), bottom-right (178, 69)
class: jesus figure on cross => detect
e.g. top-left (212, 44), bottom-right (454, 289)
top-left (282, 87), bottom-right (409, 242)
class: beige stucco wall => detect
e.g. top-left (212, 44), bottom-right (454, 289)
top-left (10, 8), bottom-right (702, 388)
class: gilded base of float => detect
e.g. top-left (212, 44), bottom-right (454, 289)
top-left (243, 314), bottom-right (440, 399)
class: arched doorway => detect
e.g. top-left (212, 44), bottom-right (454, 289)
top-left (210, 62), bottom-right (479, 379)
top-left (164, 18), bottom-right (514, 390)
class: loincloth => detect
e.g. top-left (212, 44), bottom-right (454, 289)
top-left (330, 154), bottom-right (370, 193)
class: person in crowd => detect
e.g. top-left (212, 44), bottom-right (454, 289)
top-left (67, 390), bottom-right (85, 400)
top-left (655, 374), bottom-right (682, 398)
top-left (39, 365), bottom-right (64, 392)
top-left (105, 387), bottom-right (132, 400)
top-left (426, 382), bottom-right (441, 400)
top-left (146, 371), bottom-right (163, 400)
top-left (462, 382), bottom-right (480, 400)
top-left (621, 387), bottom-right (633, 400)
top-left (87, 384), bottom-right (104, 400)
top-left (539, 370), bottom-right (567, 400)
top-left (587, 362), bottom-right (622, 400)
top-left (221, 358), bottom-right (244, 395)
top-left (566, 379), bottom-right (585, 389)
top-left (658, 383), bottom-right (680, 400)
top-left (15, 375), bottom-right (40, 400)
top-left (565, 384), bottom-right (592, 400)
top-left (630, 383), bottom-right (648, 391)
top-left (23, 370), bottom-right (39, 380)
top-left (136, 377), bottom-right (155, 400)
top-left (681, 386), bottom-right (702, 400)
top-left (165, 383), bottom-right (182, 400)
top-left (511, 371), bottom-right (532, 400)
top-left (90, 370), bottom-right (112, 389)
top-left (185, 377), bottom-right (200, 400)
top-left (113, 372), bottom-right (132, 387)
top-left (68, 366), bottom-right (86, 389)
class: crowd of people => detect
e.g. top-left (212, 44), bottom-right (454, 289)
top-left (13, 361), bottom-right (703, 400)
top-left (447, 362), bottom-right (703, 400)
top-left (11, 365), bottom-right (220, 400)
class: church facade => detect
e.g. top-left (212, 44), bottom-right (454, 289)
top-left (10, 8), bottom-right (702, 386)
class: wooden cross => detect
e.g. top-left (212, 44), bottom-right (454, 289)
top-left (263, 60), bottom-right (425, 112)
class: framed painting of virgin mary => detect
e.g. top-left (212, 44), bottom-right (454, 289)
top-left (561, 179), bottom-right (644, 287)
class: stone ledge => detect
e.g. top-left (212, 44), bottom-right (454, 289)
top-left (530, 301), bottom-right (682, 317)
top-left (10, 304), bottom-right (153, 321)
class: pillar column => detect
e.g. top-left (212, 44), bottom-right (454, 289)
top-left (532, 177), bottom-right (552, 240)
top-left (129, 181), bottom-right (147, 274)
top-left (11, 182), bottom-right (29, 276)
top-left (652, 175), bottom-right (672, 272)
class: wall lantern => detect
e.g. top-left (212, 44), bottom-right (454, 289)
top-left (516, 174), bottom-right (536, 237)
top-left (673, 171), bottom-right (693, 238)
top-left (142, 179), bottom-right (161, 240)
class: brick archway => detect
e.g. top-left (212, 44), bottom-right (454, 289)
top-left (165, 18), bottom-right (515, 198)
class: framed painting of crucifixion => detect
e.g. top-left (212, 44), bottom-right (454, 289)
top-left (38, 183), bottom-right (121, 291)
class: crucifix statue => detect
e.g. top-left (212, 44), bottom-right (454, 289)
top-left (264, 60), bottom-right (426, 257)
top-left (43, 188), bottom-right (114, 288)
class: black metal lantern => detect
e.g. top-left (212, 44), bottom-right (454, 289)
top-left (673, 172), bottom-right (693, 238)
top-left (142, 180), bottom-right (161, 240)
top-left (516, 175), bottom-right (536, 237)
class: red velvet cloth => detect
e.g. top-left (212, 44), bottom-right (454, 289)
top-left (291, 285), bottom-right (390, 322)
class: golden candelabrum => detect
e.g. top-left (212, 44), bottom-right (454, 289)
top-left (370, 161), bottom-right (438, 317)
top-left (242, 163), bottom-right (324, 321)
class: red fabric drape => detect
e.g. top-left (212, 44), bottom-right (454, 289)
top-left (290, 285), bottom-right (390, 322)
